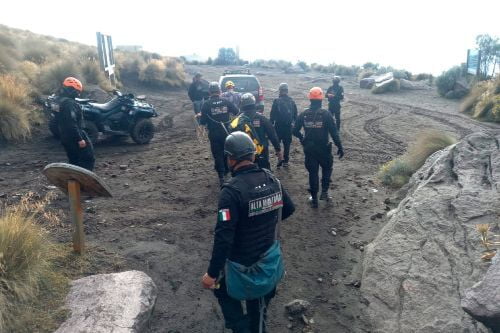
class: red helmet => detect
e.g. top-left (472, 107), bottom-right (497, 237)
top-left (308, 87), bottom-right (324, 100)
top-left (62, 77), bottom-right (83, 92)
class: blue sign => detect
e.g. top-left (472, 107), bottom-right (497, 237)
top-left (467, 49), bottom-right (480, 75)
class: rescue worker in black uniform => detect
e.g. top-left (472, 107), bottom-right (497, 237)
top-left (57, 77), bottom-right (95, 171)
top-left (188, 72), bottom-right (209, 117)
top-left (270, 83), bottom-right (298, 168)
top-left (293, 87), bottom-right (344, 208)
top-left (229, 93), bottom-right (283, 170)
top-left (326, 76), bottom-right (344, 130)
top-left (200, 82), bottom-right (239, 186)
top-left (202, 131), bottom-right (295, 333)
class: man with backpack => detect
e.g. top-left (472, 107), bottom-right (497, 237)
top-left (202, 131), bottom-right (295, 333)
top-left (200, 82), bottom-right (239, 186)
top-left (188, 72), bottom-right (209, 118)
top-left (229, 93), bottom-right (283, 170)
top-left (293, 87), bottom-right (344, 208)
top-left (326, 76), bottom-right (344, 130)
top-left (270, 83), bottom-right (298, 168)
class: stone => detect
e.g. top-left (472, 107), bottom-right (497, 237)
top-left (119, 165), bottom-right (128, 170)
top-left (461, 253), bottom-right (500, 331)
top-left (156, 113), bottom-right (174, 130)
top-left (360, 78), bottom-right (375, 89)
top-left (285, 299), bottom-right (311, 316)
top-left (361, 132), bottom-right (499, 333)
top-left (55, 270), bottom-right (157, 333)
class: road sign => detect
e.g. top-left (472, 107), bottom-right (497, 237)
top-left (467, 49), bottom-right (481, 76)
top-left (97, 32), bottom-right (116, 84)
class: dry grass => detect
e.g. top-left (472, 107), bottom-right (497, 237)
top-left (461, 76), bottom-right (500, 122)
top-left (378, 130), bottom-right (457, 187)
top-left (0, 75), bottom-right (31, 141)
top-left (0, 193), bottom-right (67, 332)
top-left (38, 59), bottom-right (81, 94)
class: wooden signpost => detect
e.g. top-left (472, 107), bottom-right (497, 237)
top-left (42, 163), bottom-right (112, 254)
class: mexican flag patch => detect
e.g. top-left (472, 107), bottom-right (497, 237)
top-left (218, 209), bottom-right (231, 222)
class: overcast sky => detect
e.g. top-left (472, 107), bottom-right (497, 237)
top-left (1, 0), bottom-right (499, 74)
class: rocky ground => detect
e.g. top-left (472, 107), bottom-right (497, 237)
top-left (0, 66), bottom-right (498, 332)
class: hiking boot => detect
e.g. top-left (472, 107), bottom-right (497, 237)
top-left (320, 191), bottom-right (332, 201)
top-left (308, 196), bottom-right (319, 208)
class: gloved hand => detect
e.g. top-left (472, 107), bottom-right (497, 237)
top-left (337, 147), bottom-right (344, 159)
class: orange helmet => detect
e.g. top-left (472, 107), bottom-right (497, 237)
top-left (63, 77), bottom-right (83, 92)
top-left (308, 87), bottom-right (323, 100)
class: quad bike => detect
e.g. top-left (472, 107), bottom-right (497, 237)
top-left (45, 90), bottom-right (158, 144)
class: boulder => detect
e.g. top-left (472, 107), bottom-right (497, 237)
top-left (361, 132), bottom-right (500, 333)
top-left (371, 78), bottom-right (400, 94)
top-left (462, 253), bottom-right (500, 331)
top-left (399, 79), bottom-right (430, 90)
top-left (56, 270), bottom-right (157, 333)
top-left (360, 78), bottom-right (375, 89)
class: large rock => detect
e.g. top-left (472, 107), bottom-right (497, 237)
top-left (56, 270), bottom-right (157, 333)
top-left (361, 132), bottom-right (500, 333)
top-left (462, 253), bottom-right (500, 331)
top-left (360, 78), bottom-right (375, 89)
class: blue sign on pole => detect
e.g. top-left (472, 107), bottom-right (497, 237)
top-left (467, 49), bottom-right (481, 76)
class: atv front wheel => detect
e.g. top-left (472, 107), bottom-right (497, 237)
top-left (131, 118), bottom-right (154, 144)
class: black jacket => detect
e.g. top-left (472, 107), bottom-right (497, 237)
top-left (293, 106), bottom-right (342, 150)
top-left (207, 164), bottom-right (295, 278)
top-left (270, 95), bottom-right (298, 133)
top-left (236, 108), bottom-right (281, 151)
top-left (200, 96), bottom-right (239, 140)
top-left (188, 79), bottom-right (209, 102)
top-left (326, 84), bottom-right (344, 106)
top-left (58, 97), bottom-right (85, 143)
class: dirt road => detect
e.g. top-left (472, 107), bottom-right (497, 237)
top-left (0, 66), bottom-right (497, 332)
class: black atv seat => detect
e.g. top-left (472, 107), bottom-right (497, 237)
top-left (89, 98), bottom-right (121, 111)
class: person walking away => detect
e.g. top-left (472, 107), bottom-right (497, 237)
top-left (202, 131), bottom-right (295, 333)
top-left (229, 93), bottom-right (283, 170)
top-left (270, 83), bottom-right (297, 168)
top-left (188, 72), bottom-right (209, 118)
top-left (200, 82), bottom-right (239, 186)
top-left (56, 77), bottom-right (95, 171)
top-left (221, 80), bottom-right (242, 108)
top-left (293, 87), bottom-right (344, 208)
top-left (326, 76), bottom-right (344, 130)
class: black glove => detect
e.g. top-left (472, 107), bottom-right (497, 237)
top-left (337, 147), bottom-right (344, 159)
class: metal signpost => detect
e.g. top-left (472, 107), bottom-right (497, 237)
top-left (43, 163), bottom-right (112, 254)
top-left (96, 32), bottom-right (116, 85)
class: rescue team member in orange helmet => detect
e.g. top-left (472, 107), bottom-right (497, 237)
top-left (293, 87), bottom-right (344, 208)
top-left (56, 77), bottom-right (95, 171)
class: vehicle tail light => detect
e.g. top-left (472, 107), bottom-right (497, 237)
top-left (258, 87), bottom-right (264, 101)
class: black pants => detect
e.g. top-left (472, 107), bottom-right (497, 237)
top-left (304, 146), bottom-right (333, 196)
top-left (276, 129), bottom-right (292, 163)
top-left (214, 277), bottom-right (275, 333)
top-left (329, 104), bottom-right (341, 130)
top-left (256, 147), bottom-right (270, 170)
top-left (209, 135), bottom-right (228, 177)
top-left (61, 134), bottom-right (95, 171)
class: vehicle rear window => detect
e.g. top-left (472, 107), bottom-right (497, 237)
top-left (221, 77), bottom-right (260, 92)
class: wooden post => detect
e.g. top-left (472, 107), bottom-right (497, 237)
top-left (68, 180), bottom-right (85, 254)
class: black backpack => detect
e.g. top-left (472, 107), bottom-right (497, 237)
top-left (275, 97), bottom-right (294, 125)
